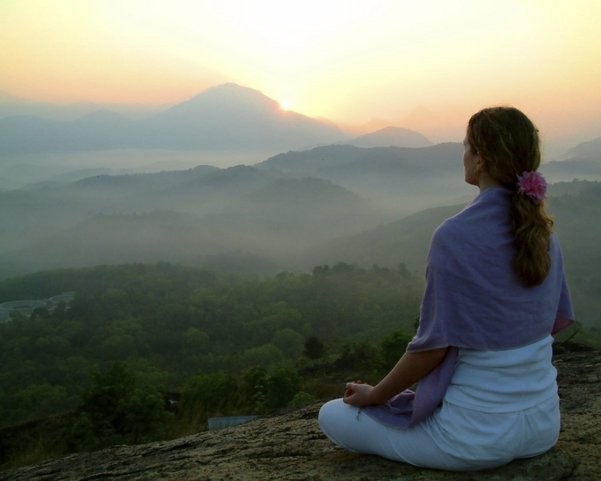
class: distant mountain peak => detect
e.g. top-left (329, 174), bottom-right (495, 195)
top-left (180, 83), bottom-right (279, 111)
top-left (205, 82), bottom-right (259, 94)
top-left (194, 82), bottom-right (266, 99)
top-left (566, 136), bottom-right (601, 158)
top-left (346, 126), bottom-right (432, 148)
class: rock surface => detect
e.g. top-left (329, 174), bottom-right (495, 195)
top-left (1, 347), bottom-right (599, 481)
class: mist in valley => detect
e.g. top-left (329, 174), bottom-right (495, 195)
top-left (1, 84), bottom-right (601, 330)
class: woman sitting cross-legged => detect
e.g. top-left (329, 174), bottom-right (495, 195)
top-left (318, 106), bottom-right (574, 471)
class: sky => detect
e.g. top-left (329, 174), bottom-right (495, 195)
top-left (2, 0), bottom-right (601, 146)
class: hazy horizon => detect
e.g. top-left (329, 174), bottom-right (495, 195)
top-left (2, 1), bottom-right (601, 152)
top-left (1, 81), bottom-right (598, 162)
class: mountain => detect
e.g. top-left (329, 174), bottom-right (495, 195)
top-left (541, 135), bottom-right (601, 183)
top-left (566, 136), bottom-right (601, 158)
top-left (201, 177), bottom-right (384, 254)
top-left (302, 203), bottom-right (460, 273)
top-left (0, 165), bottom-right (221, 255)
top-left (258, 142), bottom-right (463, 177)
top-left (0, 141), bottom-right (476, 276)
top-left (345, 126), bottom-right (432, 148)
top-left (257, 142), bottom-right (473, 214)
top-left (140, 83), bottom-right (347, 151)
top-left (541, 156), bottom-right (601, 183)
top-left (0, 84), bottom-right (346, 156)
top-left (0, 166), bottom-right (382, 278)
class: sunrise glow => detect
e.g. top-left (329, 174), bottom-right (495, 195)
top-left (1, 0), bottom-right (601, 142)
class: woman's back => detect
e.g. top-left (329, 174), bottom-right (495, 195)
top-left (445, 335), bottom-right (557, 412)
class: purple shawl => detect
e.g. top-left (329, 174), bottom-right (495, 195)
top-left (364, 187), bottom-right (574, 428)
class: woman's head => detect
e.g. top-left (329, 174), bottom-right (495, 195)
top-left (467, 106), bottom-right (553, 287)
top-left (466, 107), bottom-right (541, 188)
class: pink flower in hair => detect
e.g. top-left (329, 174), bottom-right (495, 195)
top-left (517, 171), bottom-right (547, 202)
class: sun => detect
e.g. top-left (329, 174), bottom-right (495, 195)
top-left (280, 99), bottom-right (292, 111)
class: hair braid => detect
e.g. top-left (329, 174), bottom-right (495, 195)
top-left (467, 107), bottom-right (553, 286)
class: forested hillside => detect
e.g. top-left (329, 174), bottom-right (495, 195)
top-left (0, 262), bottom-right (421, 466)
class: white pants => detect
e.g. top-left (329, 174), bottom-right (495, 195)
top-left (318, 395), bottom-right (560, 471)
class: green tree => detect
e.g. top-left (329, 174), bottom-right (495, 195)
top-left (272, 328), bottom-right (304, 358)
top-left (241, 366), bottom-right (299, 412)
top-left (242, 367), bottom-right (268, 412)
top-left (70, 363), bottom-right (170, 450)
top-left (288, 391), bottom-right (316, 408)
top-left (182, 371), bottom-right (238, 416)
top-left (265, 368), bottom-right (300, 410)
top-left (13, 383), bottom-right (69, 421)
top-left (184, 327), bottom-right (210, 352)
top-left (335, 342), bottom-right (380, 373)
top-left (241, 343), bottom-right (284, 368)
top-left (379, 329), bottom-right (412, 370)
top-left (304, 336), bottom-right (325, 359)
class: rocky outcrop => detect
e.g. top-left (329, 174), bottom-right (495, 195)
top-left (1, 347), bottom-right (599, 481)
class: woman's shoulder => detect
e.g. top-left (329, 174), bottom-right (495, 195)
top-left (432, 198), bottom-right (480, 240)
top-left (429, 216), bottom-right (468, 261)
top-left (437, 189), bottom-right (512, 232)
top-left (431, 188), bottom-right (513, 253)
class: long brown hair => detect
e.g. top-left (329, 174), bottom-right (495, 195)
top-left (467, 107), bottom-right (553, 286)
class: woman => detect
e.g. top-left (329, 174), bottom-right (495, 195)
top-left (318, 107), bottom-right (574, 471)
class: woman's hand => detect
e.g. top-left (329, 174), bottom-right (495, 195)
top-left (343, 381), bottom-right (378, 407)
top-left (341, 348), bottom-right (449, 408)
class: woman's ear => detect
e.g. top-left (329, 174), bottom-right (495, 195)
top-left (475, 155), bottom-right (486, 173)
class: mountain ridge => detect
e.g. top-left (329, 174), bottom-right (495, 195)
top-left (0, 84), bottom-right (346, 155)
top-left (566, 135), bottom-right (601, 158)
top-left (345, 126), bottom-right (432, 148)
